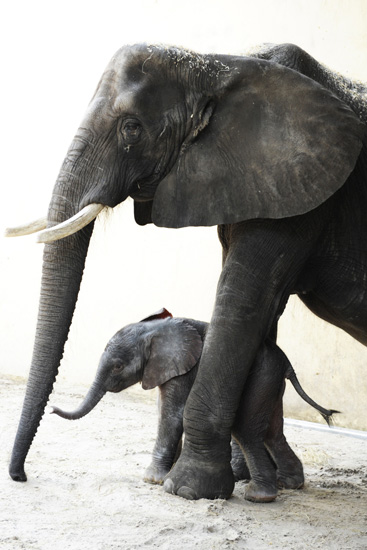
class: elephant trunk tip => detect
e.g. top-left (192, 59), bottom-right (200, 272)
top-left (48, 386), bottom-right (106, 420)
top-left (49, 405), bottom-right (79, 420)
top-left (9, 466), bottom-right (27, 482)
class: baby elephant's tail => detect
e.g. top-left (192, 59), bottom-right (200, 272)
top-left (285, 366), bottom-right (340, 426)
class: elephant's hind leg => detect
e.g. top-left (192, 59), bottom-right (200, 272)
top-left (230, 439), bottom-right (250, 481)
top-left (232, 367), bottom-right (280, 503)
top-left (265, 394), bottom-right (304, 490)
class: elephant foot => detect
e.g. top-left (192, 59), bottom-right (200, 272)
top-left (163, 451), bottom-right (234, 500)
top-left (277, 469), bottom-right (304, 490)
top-left (143, 463), bottom-right (170, 485)
top-left (244, 480), bottom-right (278, 503)
top-left (276, 459), bottom-right (304, 489)
top-left (266, 440), bottom-right (304, 490)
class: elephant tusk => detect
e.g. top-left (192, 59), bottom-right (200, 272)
top-left (5, 217), bottom-right (48, 237)
top-left (36, 203), bottom-right (105, 244)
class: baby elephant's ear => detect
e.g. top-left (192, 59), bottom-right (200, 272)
top-left (152, 58), bottom-right (365, 228)
top-left (142, 319), bottom-right (203, 390)
top-left (140, 308), bottom-right (173, 322)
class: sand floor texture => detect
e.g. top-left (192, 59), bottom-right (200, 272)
top-left (1, 375), bottom-right (366, 550)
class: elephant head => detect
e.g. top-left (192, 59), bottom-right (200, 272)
top-left (50, 308), bottom-right (203, 420)
top-left (7, 44), bottom-right (364, 481)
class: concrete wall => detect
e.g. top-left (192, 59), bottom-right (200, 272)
top-left (1, 0), bottom-right (367, 429)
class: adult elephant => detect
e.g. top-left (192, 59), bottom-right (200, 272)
top-left (7, 43), bottom-right (366, 500)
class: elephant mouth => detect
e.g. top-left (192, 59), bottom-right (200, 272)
top-left (5, 203), bottom-right (106, 244)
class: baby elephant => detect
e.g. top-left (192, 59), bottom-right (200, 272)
top-left (51, 308), bottom-right (337, 502)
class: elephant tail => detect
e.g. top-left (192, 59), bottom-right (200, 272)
top-left (285, 366), bottom-right (340, 426)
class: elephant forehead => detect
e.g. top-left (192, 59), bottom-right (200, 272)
top-left (107, 325), bottom-right (142, 350)
top-left (100, 47), bottom-right (186, 116)
top-left (102, 46), bottom-right (154, 98)
top-left (109, 44), bottom-right (152, 76)
top-left (113, 86), bottom-right (185, 120)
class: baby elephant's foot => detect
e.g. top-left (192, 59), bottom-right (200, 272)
top-left (244, 480), bottom-right (278, 503)
top-left (268, 442), bottom-right (304, 489)
top-left (144, 462), bottom-right (170, 485)
top-left (277, 468), bottom-right (304, 490)
top-left (276, 459), bottom-right (304, 489)
top-left (163, 450), bottom-right (234, 500)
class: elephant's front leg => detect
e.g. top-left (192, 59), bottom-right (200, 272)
top-left (164, 290), bottom-right (262, 498)
top-left (144, 375), bottom-right (192, 484)
top-left (164, 220), bottom-right (315, 500)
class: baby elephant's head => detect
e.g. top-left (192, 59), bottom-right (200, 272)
top-left (98, 323), bottom-right (148, 393)
top-left (50, 309), bottom-right (203, 420)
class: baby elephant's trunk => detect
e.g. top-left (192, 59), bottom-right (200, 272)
top-left (50, 382), bottom-right (106, 420)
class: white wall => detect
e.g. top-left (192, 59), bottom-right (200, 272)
top-left (1, 0), bottom-right (367, 428)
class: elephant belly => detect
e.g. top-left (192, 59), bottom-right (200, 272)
top-left (299, 256), bottom-right (367, 346)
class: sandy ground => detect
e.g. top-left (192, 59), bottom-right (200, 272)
top-left (1, 374), bottom-right (366, 550)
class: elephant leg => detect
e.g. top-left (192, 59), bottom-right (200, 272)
top-left (164, 220), bottom-right (317, 500)
top-left (231, 348), bottom-right (303, 489)
top-left (232, 343), bottom-right (289, 502)
top-left (230, 439), bottom-right (250, 481)
top-left (144, 377), bottom-right (190, 484)
top-left (164, 292), bottom-right (255, 500)
top-left (265, 390), bottom-right (304, 490)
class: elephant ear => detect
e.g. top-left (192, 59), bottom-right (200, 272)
top-left (152, 58), bottom-right (365, 228)
top-left (140, 308), bottom-right (172, 322)
top-left (142, 319), bottom-right (203, 390)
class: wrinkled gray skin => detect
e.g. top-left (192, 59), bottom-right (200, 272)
top-left (51, 311), bottom-right (337, 502)
top-left (9, 43), bottom-right (366, 503)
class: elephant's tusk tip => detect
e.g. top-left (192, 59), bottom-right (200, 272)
top-left (4, 217), bottom-right (48, 238)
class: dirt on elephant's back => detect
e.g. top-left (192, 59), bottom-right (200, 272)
top-left (1, 375), bottom-right (366, 550)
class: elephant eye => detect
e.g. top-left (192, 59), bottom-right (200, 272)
top-left (121, 120), bottom-right (142, 144)
top-left (113, 364), bottom-right (124, 373)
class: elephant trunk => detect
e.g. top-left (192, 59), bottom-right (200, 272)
top-left (50, 381), bottom-right (106, 420)
top-left (9, 188), bottom-right (95, 481)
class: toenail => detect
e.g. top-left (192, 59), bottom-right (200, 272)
top-left (177, 486), bottom-right (197, 500)
top-left (163, 478), bottom-right (175, 494)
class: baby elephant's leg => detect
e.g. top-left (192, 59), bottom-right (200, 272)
top-left (232, 342), bottom-right (287, 502)
top-left (231, 439), bottom-right (250, 481)
top-left (144, 372), bottom-right (194, 484)
top-left (265, 394), bottom-right (304, 489)
top-left (264, 366), bottom-right (304, 489)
